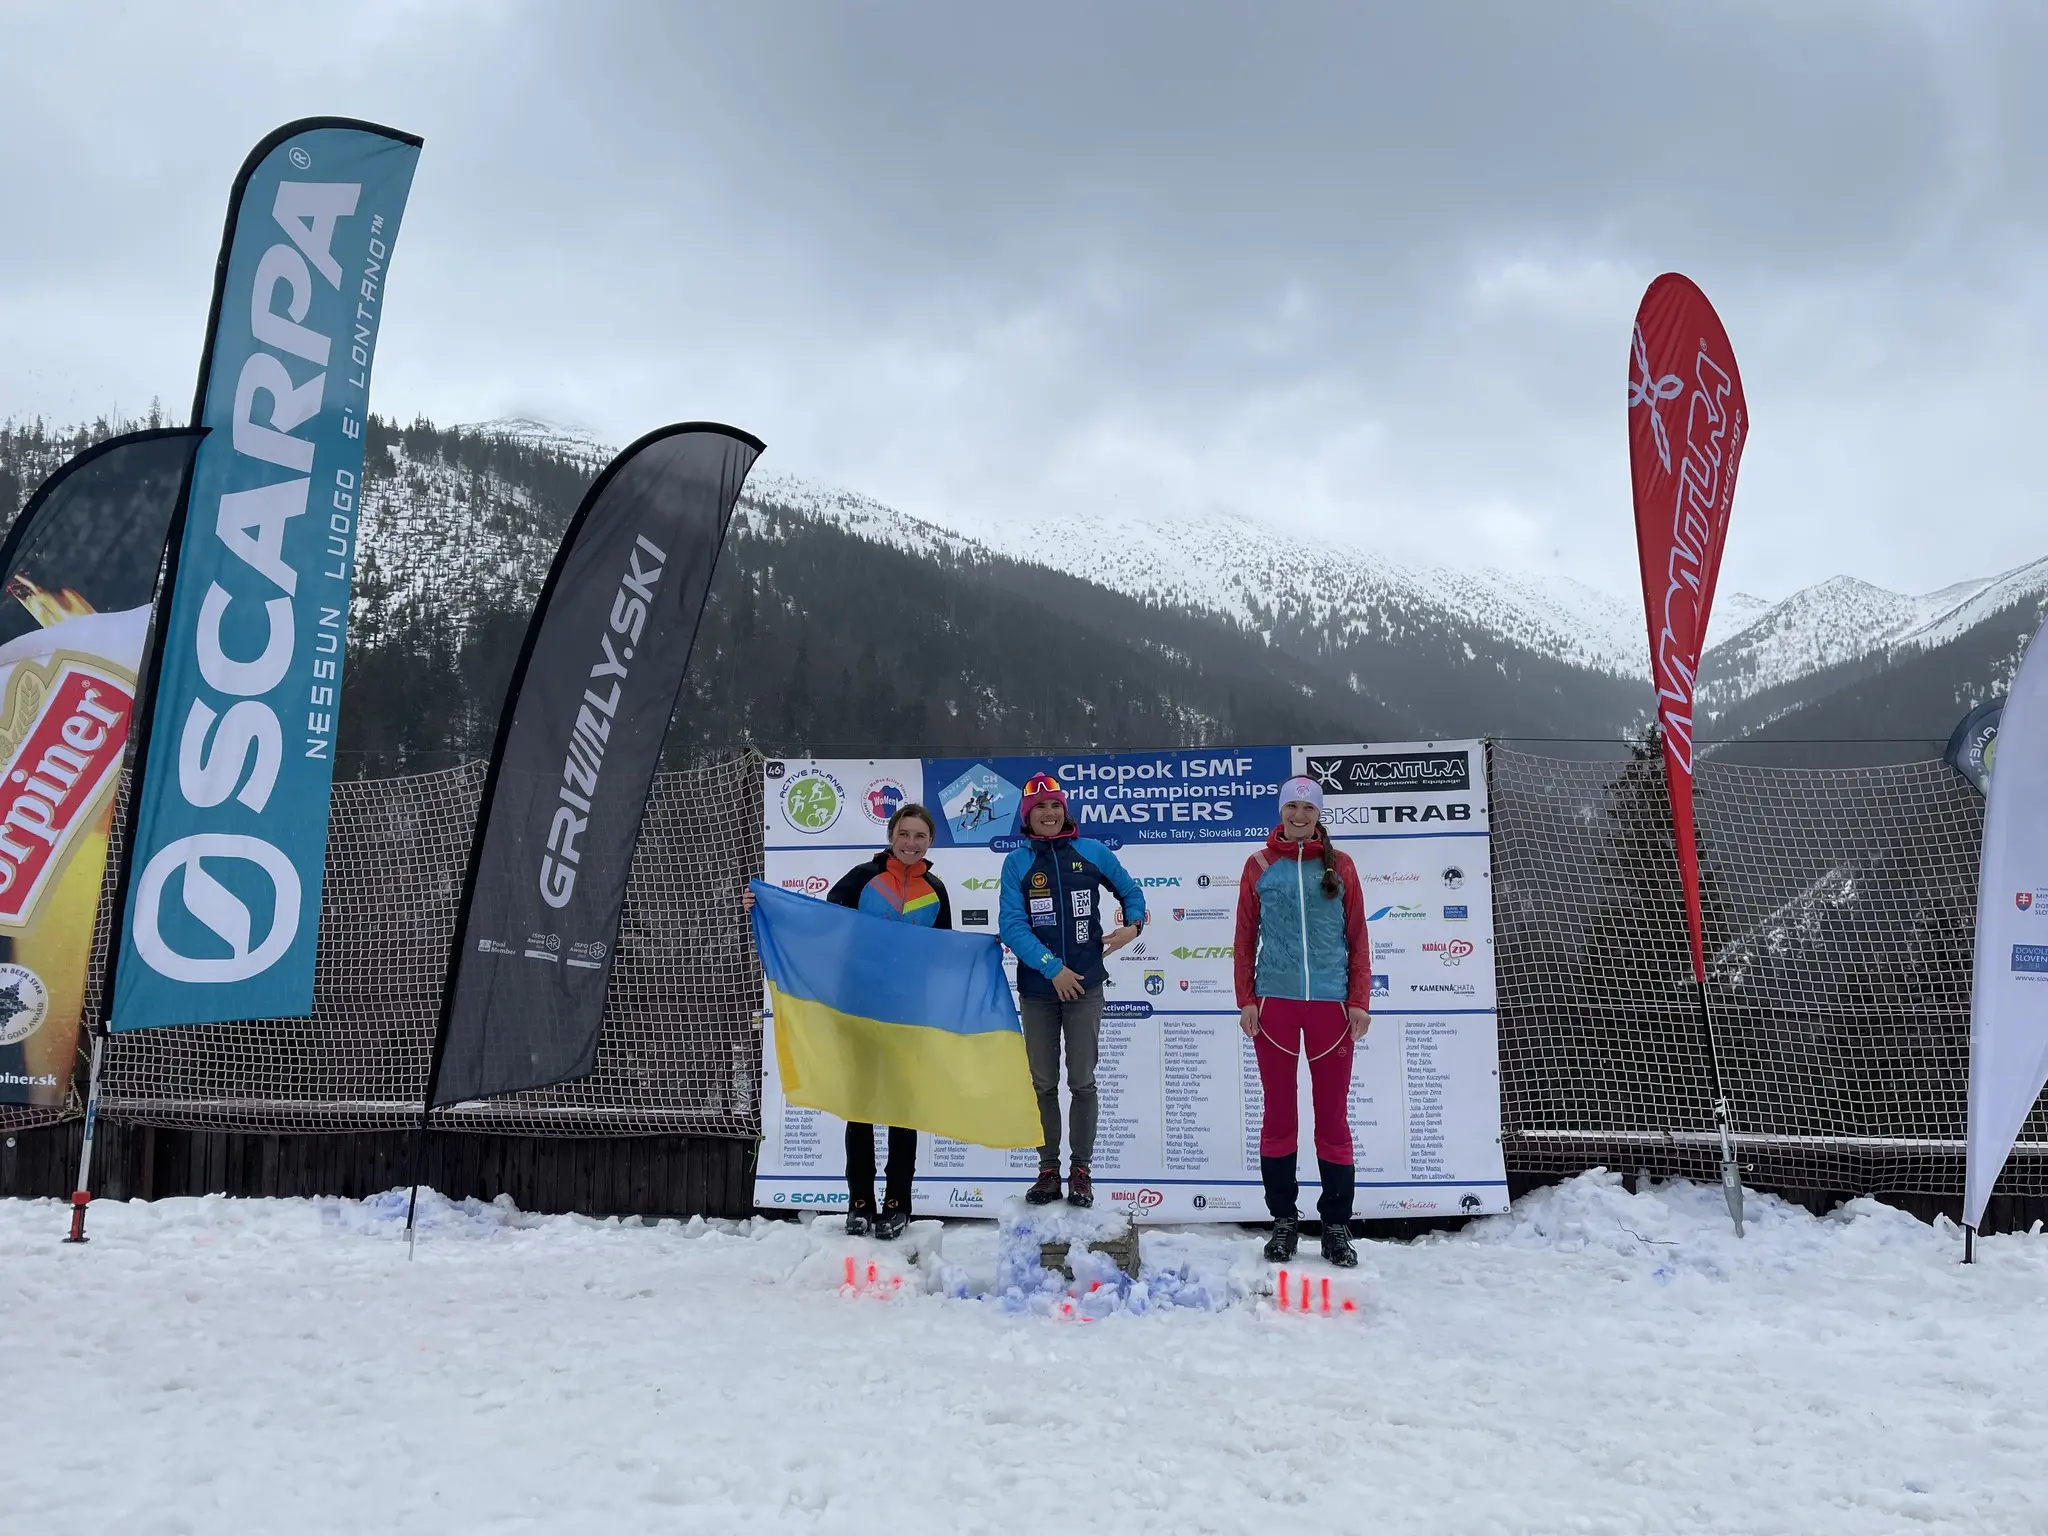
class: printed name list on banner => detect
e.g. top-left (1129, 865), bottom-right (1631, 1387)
top-left (756, 743), bottom-right (1508, 1221)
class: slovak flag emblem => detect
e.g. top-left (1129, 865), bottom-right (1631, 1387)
top-left (2019, 892), bottom-right (2034, 911)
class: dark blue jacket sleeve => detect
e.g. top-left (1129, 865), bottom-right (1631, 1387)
top-left (1077, 838), bottom-right (1148, 928)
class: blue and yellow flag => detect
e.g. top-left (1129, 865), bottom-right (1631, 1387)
top-left (750, 880), bottom-right (1040, 1148)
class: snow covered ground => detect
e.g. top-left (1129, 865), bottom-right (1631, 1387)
top-left (5, 1172), bottom-right (2044, 1535)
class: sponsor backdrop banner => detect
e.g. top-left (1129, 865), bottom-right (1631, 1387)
top-left (112, 119), bottom-right (420, 1031)
top-left (0, 429), bottom-right (205, 1104)
top-left (427, 426), bottom-right (763, 1105)
top-left (757, 742), bottom-right (1507, 1221)
top-left (1966, 617), bottom-right (2048, 1230)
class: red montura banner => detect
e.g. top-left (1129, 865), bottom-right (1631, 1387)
top-left (1628, 273), bottom-right (1748, 984)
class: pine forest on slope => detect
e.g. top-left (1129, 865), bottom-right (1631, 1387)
top-left (0, 413), bottom-right (2035, 774)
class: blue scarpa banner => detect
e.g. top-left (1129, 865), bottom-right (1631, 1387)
top-left (111, 119), bottom-right (420, 1030)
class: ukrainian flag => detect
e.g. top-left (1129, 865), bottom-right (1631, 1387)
top-left (750, 880), bottom-right (1041, 1148)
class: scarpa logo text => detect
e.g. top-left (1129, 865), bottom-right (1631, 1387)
top-left (142, 168), bottom-right (371, 981)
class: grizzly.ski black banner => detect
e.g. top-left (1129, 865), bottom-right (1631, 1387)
top-left (425, 424), bottom-right (761, 1105)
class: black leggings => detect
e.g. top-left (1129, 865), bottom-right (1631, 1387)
top-left (845, 1122), bottom-right (917, 1212)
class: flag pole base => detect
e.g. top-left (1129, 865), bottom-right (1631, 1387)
top-left (63, 1190), bottom-right (91, 1244)
top-left (1963, 1224), bottom-right (1977, 1265)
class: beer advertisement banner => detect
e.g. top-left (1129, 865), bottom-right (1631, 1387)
top-left (756, 742), bottom-right (1507, 1222)
top-left (427, 425), bottom-right (763, 1106)
top-left (112, 120), bottom-right (419, 1031)
top-left (0, 429), bottom-right (204, 1104)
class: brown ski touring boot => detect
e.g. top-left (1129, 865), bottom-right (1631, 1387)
top-left (1066, 1164), bottom-right (1094, 1208)
top-left (1025, 1165), bottom-right (1062, 1204)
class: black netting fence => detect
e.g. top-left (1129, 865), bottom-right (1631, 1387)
top-left (0, 756), bottom-right (763, 1139)
top-left (4, 745), bottom-right (2044, 1200)
top-left (1491, 744), bottom-right (2045, 1196)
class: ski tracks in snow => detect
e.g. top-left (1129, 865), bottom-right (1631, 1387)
top-left (4, 1172), bottom-right (2045, 1535)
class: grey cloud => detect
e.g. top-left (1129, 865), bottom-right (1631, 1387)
top-left (3, 0), bottom-right (2045, 604)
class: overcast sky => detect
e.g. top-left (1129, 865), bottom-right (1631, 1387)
top-left (5, 1), bottom-right (2045, 604)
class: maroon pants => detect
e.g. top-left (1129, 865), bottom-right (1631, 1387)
top-left (1252, 997), bottom-right (1355, 1164)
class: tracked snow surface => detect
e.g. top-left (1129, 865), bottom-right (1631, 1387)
top-left (8, 1172), bottom-right (2042, 1533)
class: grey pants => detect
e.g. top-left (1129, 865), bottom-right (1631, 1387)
top-left (1020, 986), bottom-right (1103, 1168)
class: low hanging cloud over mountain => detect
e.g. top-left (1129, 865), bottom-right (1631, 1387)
top-left (4, 3), bottom-right (2047, 611)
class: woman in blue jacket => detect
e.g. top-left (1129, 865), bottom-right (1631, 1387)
top-left (997, 773), bottom-right (1147, 1207)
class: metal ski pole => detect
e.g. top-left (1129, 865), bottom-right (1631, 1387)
top-left (1695, 978), bottom-right (1744, 1238)
top-left (404, 1104), bottom-right (430, 1262)
top-left (63, 1031), bottom-right (105, 1244)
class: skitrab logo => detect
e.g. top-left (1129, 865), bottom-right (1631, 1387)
top-left (0, 963), bottom-right (50, 1045)
top-left (863, 778), bottom-right (907, 824)
top-left (781, 770), bottom-right (843, 833)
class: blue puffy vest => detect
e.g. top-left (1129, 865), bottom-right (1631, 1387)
top-left (1253, 844), bottom-right (1352, 1002)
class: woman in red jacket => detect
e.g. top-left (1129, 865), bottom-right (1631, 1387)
top-left (1233, 776), bottom-right (1372, 1267)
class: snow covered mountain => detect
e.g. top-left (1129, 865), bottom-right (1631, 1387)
top-left (463, 415), bottom-right (615, 468)
top-left (738, 469), bottom-right (2048, 719)
top-left (742, 472), bottom-right (1648, 678)
top-left (1698, 559), bottom-right (2048, 710)
top-left (435, 428), bottom-right (2048, 720)
top-left (349, 418), bottom-right (2048, 752)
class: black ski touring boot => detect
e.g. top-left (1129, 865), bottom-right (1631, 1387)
top-left (1319, 1222), bottom-right (1358, 1268)
top-left (873, 1201), bottom-right (908, 1241)
top-left (844, 1204), bottom-right (873, 1238)
top-left (1264, 1217), bottom-right (1300, 1263)
top-left (1317, 1158), bottom-right (1358, 1268)
top-left (1261, 1155), bottom-right (1302, 1260)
